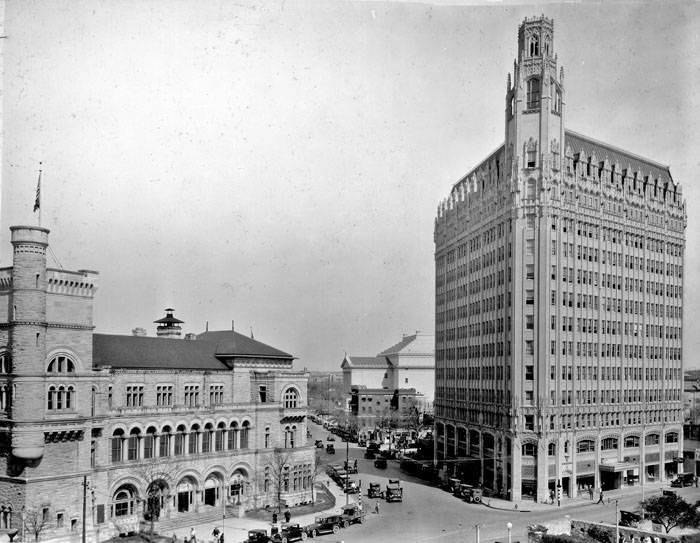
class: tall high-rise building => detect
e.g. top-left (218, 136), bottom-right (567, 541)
top-left (433, 17), bottom-right (686, 502)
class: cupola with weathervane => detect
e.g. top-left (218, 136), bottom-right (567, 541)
top-left (154, 308), bottom-right (184, 338)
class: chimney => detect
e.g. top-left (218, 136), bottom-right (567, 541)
top-left (132, 327), bottom-right (147, 337)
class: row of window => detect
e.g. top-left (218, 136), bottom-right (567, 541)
top-left (118, 385), bottom-right (299, 409)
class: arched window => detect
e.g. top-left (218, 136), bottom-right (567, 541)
top-left (240, 421), bottom-right (250, 449)
top-left (624, 435), bottom-right (639, 448)
top-left (529, 34), bottom-right (539, 57)
top-left (577, 439), bottom-right (595, 453)
top-left (0, 385), bottom-right (8, 410)
top-left (188, 424), bottom-right (200, 454)
top-left (290, 425), bottom-right (297, 448)
top-left (283, 388), bottom-right (299, 409)
top-left (522, 443), bottom-right (537, 456)
top-left (144, 427), bottom-right (156, 459)
top-left (645, 433), bottom-right (660, 446)
top-left (0, 505), bottom-right (12, 529)
top-left (160, 425), bottom-right (172, 457)
top-left (174, 425), bottom-right (186, 456)
top-left (229, 422), bottom-right (239, 450)
top-left (548, 443), bottom-right (556, 456)
top-left (111, 429), bottom-right (125, 463)
top-left (601, 437), bottom-right (618, 450)
top-left (47, 355), bottom-right (75, 373)
top-left (215, 422), bottom-right (226, 451)
top-left (265, 426), bottom-right (270, 449)
top-left (47, 385), bottom-right (74, 411)
top-left (202, 423), bottom-right (214, 453)
top-left (127, 428), bottom-right (141, 461)
top-left (665, 432), bottom-right (679, 443)
top-left (284, 425), bottom-right (291, 448)
top-left (526, 78), bottom-right (541, 110)
top-left (0, 352), bottom-right (11, 374)
top-left (113, 486), bottom-right (136, 517)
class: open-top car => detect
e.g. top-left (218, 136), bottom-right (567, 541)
top-left (340, 504), bottom-right (366, 527)
top-left (271, 523), bottom-right (308, 543)
top-left (326, 444), bottom-right (335, 454)
top-left (314, 440), bottom-right (324, 448)
top-left (306, 514), bottom-right (344, 537)
top-left (367, 482), bottom-right (383, 498)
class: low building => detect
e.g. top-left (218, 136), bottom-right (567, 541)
top-left (0, 225), bottom-right (314, 543)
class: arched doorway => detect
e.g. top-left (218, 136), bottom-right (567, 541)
top-left (176, 477), bottom-right (197, 513)
top-left (112, 484), bottom-right (138, 519)
top-left (203, 473), bottom-right (223, 507)
top-left (145, 479), bottom-right (169, 521)
top-left (229, 468), bottom-right (249, 505)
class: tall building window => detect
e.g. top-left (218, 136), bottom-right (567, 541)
top-left (526, 78), bottom-right (540, 110)
top-left (156, 385), bottom-right (173, 407)
top-left (0, 352), bottom-right (11, 374)
top-left (283, 388), bottom-right (299, 409)
top-left (209, 385), bottom-right (224, 405)
top-left (184, 385), bottom-right (200, 407)
top-left (111, 429), bottom-right (124, 462)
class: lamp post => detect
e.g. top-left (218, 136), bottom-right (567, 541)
top-left (345, 437), bottom-right (350, 506)
top-left (608, 499), bottom-right (619, 543)
top-left (474, 523), bottom-right (481, 543)
top-left (506, 521), bottom-right (513, 543)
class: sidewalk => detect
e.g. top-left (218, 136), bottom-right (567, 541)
top-left (177, 477), bottom-right (355, 543)
top-left (482, 481), bottom-right (671, 513)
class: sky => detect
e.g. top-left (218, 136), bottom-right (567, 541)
top-left (2, 0), bottom-right (699, 371)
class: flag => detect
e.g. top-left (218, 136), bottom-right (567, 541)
top-left (33, 167), bottom-right (42, 212)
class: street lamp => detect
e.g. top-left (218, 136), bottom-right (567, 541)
top-left (506, 521), bottom-right (512, 543)
top-left (474, 523), bottom-right (481, 543)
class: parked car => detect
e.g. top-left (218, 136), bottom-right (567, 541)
top-left (327, 435), bottom-right (335, 441)
top-left (340, 504), bottom-right (366, 527)
top-left (367, 482), bottom-right (383, 499)
top-left (306, 514), bottom-right (344, 537)
top-left (343, 480), bottom-right (360, 494)
top-left (358, 438), bottom-right (367, 447)
top-left (455, 483), bottom-right (482, 503)
top-left (314, 440), bottom-right (324, 448)
top-left (670, 473), bottom-right (695, 487)
top-left (344, 460), bottom-right (358, 474)
top-left (620, 511), bottom-right (642, 528)
top-left (385, 479), bottom-right (403, 502)
top-left (271, 523), bottom-right (308, 543)
top-left (374, 458), bottom-right (387, 469)
top-left (367, 441), bottom-right (381, 453)
top-left (442, 477), bottom-right (461, 493)
top-left (245, 529), bottom-right (272, 543)
top-left (364, 449), bottom-right (376, 460)
top-left (326, 444), bottom-right (335, 454)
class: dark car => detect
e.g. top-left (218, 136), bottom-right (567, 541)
top-left (306, 514), bottom-right (344, 537)
top-left (327, 435), bottom-right (336, 441)
top-left (364, 449), bottom-right (376, 459)
top-left (326, 444), bottom-right (335, 454)
top-left (670, 473), bottom-right (695, 487)
top-left (620, 511), bottom-right (642, 528)
top-left (374, 458), bottom-right (387, 469)
top-left (314, 440), bottom-right (324, 448)
top-left (245, 530), bottom-right (272, 543)
top-left (340, 504), bottom-right (366, 527)
top-left (367, 482), bottom-right (383, 499)
top-left (271, 523), bottom-right (308, 543)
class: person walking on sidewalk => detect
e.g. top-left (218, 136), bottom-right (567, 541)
top-left (374, 500), bottom-right (380, 514)
top-left (588, 485), bottom-right (594, 501)
top-left (597, 490), bottom-right (605, 504)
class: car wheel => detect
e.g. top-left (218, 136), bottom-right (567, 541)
top-left (301, 533), bottom-right (308, 541)
top-left (332, 525), bottom-right (339, 534)
top-left (474, 496), bottom-right (481, 503)
top-left (312, 529), bottom-right (318, 538)
top-left (343, 520), bottom-right (350, 529)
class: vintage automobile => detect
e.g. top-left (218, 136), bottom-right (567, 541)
top-left (619, 511), bottom-right (642, 528)
top-left (364, 449), bottom-right (376, 460)
top-left (367, 441), bottom-right (381, 453)
top-left (373, 458), bottom-right (387, 469)
top-left (340, 504), bottom-right (366, 527)
top-left (670, 473), bottom-right (695, 487)
top-left (442, 477), bottom-right (461, 493)
top-left (343, 479), bottom-right (360, 494)
top-left (367, 482), bottom-right (383, 499)
top-left (358, 438), bottom-right (367, 447)
top-left (455, 483), bottom-right (482, 503)
top-left (306, 514), bottom-right (344, 537)
top-left (245, 529), bottom-right (272, 543)
top-left (314, 440), bottom-right (324, 448)
top-left (327, 435), bottom-right (336, 441)
top-left (344, 460), bottom-right (358, 474)
top-left (326, 444), bottom-right (335, 454)
top-left (385, 479), bottom-right (403, 502)
top-left (271, 523), bottom-right (308, 543)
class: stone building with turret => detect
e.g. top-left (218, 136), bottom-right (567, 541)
top-left (0, 226), bottom-right (313, 542)
top-left (434, 17), bottom-right (686, 503)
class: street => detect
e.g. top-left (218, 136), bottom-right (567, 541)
top-left (310, 422), bottom-right (700, 543)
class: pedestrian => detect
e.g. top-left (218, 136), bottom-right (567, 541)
top-left (374, 500), bottom-right (379, 514)
top-left (212, 527), bottom-right (220, 542)
top-left (597, 490), bottom-right (605, 504)
top-left (189, 528), bottom-right (197, 543)
top-left (549, 489), bottom-right (555, 505)
top-left (695, 476), bottom-right (698, 488)
top-left (172, 534), bottom-right (177, 543)
top-left (588, 485), bottom-right (594, 501)
top-left (354, 458), bottom-right (358, 471)
top-left (284, 509), bottom-right (291, 523)
top-left (272, 512), bottom-right (278, 524)
top-left (219, 533), bottom-right (224, 543)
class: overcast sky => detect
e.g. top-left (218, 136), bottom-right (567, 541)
top-left (2, 0), bottom-right (699, 371)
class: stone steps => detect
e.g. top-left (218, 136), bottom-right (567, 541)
top-left (147, 507), bottom-right (226, 536)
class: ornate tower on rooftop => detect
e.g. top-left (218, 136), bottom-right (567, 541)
top-left (505, 16), bottom-right (564, 197)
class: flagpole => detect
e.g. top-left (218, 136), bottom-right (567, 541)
top-left (35, 162), bottom-right (42, 227)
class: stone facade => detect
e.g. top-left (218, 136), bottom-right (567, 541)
top-left (434, 17), bottom-right (685, 503)
top-left (0, 226), bottom-right (314, 543)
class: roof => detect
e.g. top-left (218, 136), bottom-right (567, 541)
top-left (196, 330), bottom-right (293, 358)
top-left (565, 130), bottom-right (673, 183)
top-left (93, 329), bottom-right (293, 370)
top-left (341, 356), bottom-right (388, 369)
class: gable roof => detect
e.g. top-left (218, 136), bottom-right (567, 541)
top-left (565, 130), bottom-right (673, 182)
top-left (93, 329), bottom-right (293, 370)
top-left (342, 356), bottom-right (388, 369)
top-left (196, 330), bottom-right (293, 359)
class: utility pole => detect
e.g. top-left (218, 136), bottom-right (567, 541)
top-left (82, 475), bottom-right (87, 543)
top-left (609, 498), bottom-right (619, 543)
top-left (345, 438), bottom-right (350, 506)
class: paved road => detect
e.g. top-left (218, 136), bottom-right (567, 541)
top-left (310, 423), bottom-right (700, 543)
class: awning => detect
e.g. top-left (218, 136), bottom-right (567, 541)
top-left (599, 461), bottom-right (638, 472)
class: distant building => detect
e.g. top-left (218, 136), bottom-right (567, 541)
top-left (341, 332), bottom-right (435, 411)
top-left (684, 369), bottom-right (700, 423)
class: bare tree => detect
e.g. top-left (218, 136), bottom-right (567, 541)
top-left (135, 460), bottom-right (178, 535)
top-left (308, 450), bottom-right (324, 504)
top-left (22, 507), bottom-right (49, 542)
top-left (265, 449), bottom-right (292, 515)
